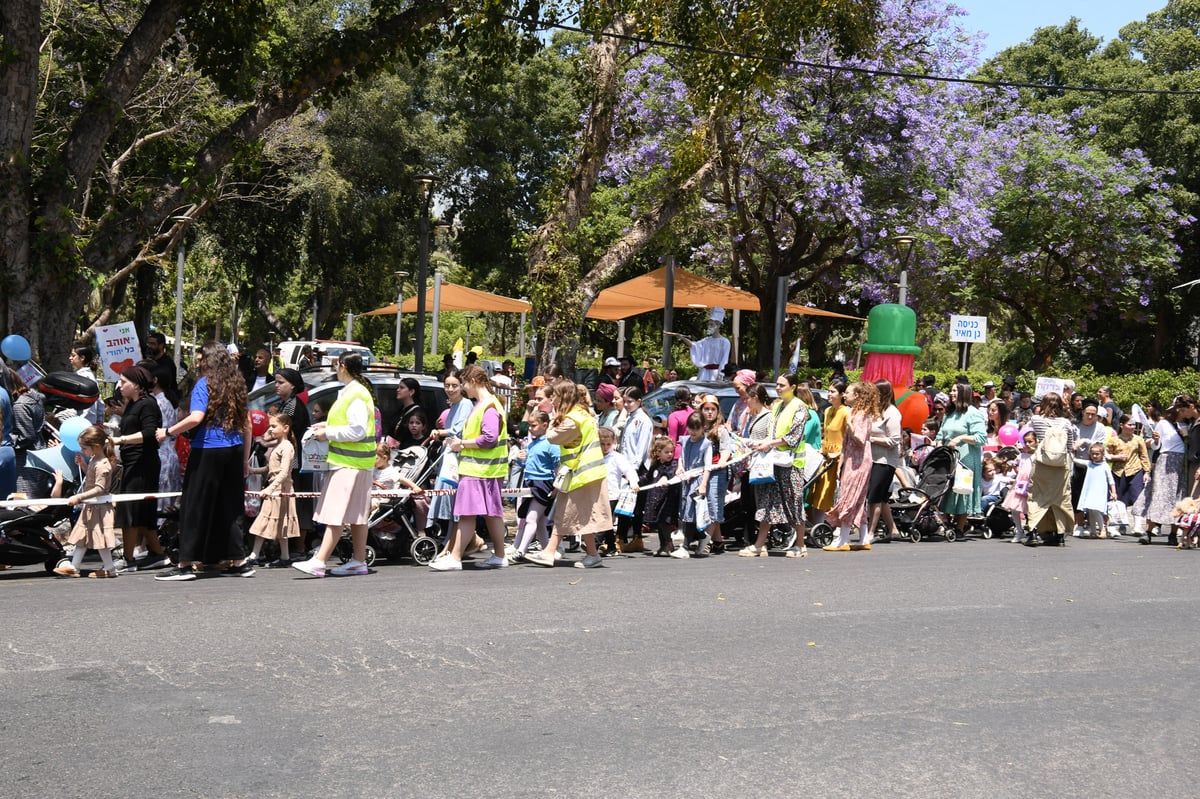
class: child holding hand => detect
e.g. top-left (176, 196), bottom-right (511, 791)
top-left (55, 426), bottom-right (119, 578)
top-left (248, 413), bottom-right (301, 567)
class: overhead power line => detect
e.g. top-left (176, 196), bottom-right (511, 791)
top-left (511, 15), bottom-right (1200, 97)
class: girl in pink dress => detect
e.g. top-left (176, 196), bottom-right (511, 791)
top-left (824, 382), bottom-right (880, 551)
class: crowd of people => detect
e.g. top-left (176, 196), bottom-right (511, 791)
top-left (6, 334), bottom-right (1200, 582)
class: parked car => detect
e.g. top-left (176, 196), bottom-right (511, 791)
top-left (277, 339), bottom-right (374, 369)
top-left (641, 379), bottom-right (827, 424)
top-left (248, 366), bottom-right (447, 438)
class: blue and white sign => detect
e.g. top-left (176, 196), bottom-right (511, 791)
top-left (948, 315), bottom-right (987, 343)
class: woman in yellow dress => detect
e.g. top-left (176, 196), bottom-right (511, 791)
top-left (808, 378), bottom-right (849, 525)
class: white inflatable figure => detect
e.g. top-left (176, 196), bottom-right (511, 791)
top-left (686, 306), bottom-right (731, 381)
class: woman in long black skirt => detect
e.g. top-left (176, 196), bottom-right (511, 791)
top-left (110, 365), bottom-right (163, 571)
top-left (154, 342), bottom-right (252, 581)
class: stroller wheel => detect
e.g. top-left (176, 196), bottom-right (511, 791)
top-left (909, 528), bottom-right (923, 543)
top-left (944, 526), bottom-right (958, 543)
top-left (808, 522), bottom-right (834, 548)
top-left (982, 527), bottom-right (993, 540)
top-left (363, 545), bottom-right (376, 567)
top-left (767, 525), bottom-right (796, 551)
top-left (410, 536), bottom-right (439, 565)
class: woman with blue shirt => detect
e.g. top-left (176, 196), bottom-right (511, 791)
top-left (154, 341), bottom-right (253, 581)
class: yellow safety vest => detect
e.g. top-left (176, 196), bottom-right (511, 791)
top-left (458, 396), bottom-right (509, 479)
top-left (773, 396), bottom-right (808, 470)
top-left (325, 380), bottom-right (376, 470)
top-left (559, 407), bottom-right (607, 491)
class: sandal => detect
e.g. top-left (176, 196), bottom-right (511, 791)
top-left (784, 546), bottom-right (808, 558)
top-left (87, 569), bottom-right (117, 579)
top-left (711, 541), bottom-right (726, 554)
top-left (737, 545), bottom-right (767, 557)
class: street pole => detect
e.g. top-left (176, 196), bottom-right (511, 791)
top-left (310, 290), bottom-right (318, 340)
top-left (174, 241), bottom-right (185, 368)
top-left (772, 274), bottom-right (789, 379)
top-left (415, 174), bottom-right (434, 373)
top-left (393, 271), bottom-right (408, 358)
top-left (894, 235), bottom-right (915, 307)
top-left (431, 271), bottom-right (442, 356)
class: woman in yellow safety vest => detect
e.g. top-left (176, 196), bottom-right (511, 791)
top-left (739, 373), bottom-right (809, 558)
top-left (291, 352), bottom-right (377, 578)
top-left (429, 364), bottom-right (509, 571)
top-left (526, 380), bottom-right (610, 569)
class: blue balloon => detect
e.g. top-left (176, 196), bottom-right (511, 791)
top-left (1, 334), bottom-right (31, 362)
top-left (59, 416), bottom-right (92, 453)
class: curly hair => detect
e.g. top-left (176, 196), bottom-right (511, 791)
top-left (199, 341), bottom-right (248, 432)
top-left (848, 381), bottom-right (881, 418)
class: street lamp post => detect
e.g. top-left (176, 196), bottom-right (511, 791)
top-left (414, 174), bottom-right (434, 373)
top-left (393, 270), bottom-right (409, 358)
top-left (893, 235), bottom-right (916, 306)
top-left (309, 283), bottom-right (319, 340)
top-left (464, 312), bottom-right (478, 355)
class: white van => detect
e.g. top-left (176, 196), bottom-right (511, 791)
top-left (278, 340), bottom-right (374, 369)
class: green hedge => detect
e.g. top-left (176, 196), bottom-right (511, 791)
top-left (842, 365), bottom-right (1200, 411)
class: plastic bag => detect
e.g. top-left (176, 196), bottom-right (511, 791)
top-left (299, 430), bottom-right (329, 473)
top-left (748, 453), bottom-right (776, 484)
top-left (952, 464), bottom-right (974, 495)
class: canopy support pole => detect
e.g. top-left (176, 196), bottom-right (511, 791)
top-left (732, 308), bottom-right (740, 365)
top-left (431, 272), bottom-right (443, 356)
top-left (616, 320), bottom-right (625, 358)
top-left (662, 256), bottom-right (675, 369)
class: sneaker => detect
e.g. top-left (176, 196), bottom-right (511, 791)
top-left (137, 554), bottom-right (172, 570)
top-left (264, 558), bottom-right (291, 569)
top-left (221, 562), bottom-right (256, 577)
top-left (525, 551), bottom-right (556, 567)
top-left (477, 555), bottom-right (508, 569)
top-left (111, 557), bottom-right (128, 571)
top-left (429, 556), bottom-right (462, 572)
top-left (1072, 526), bottom-right (1084, 538)
top-left (155, 566), bottom-right (198, 582)
top-left (505, 550), bottom-right (526, 565)
top-left (330, 559), bottom-right (368, 576)
top-left (696, 534), bottom-right (712, 558)
top-left (291, 558), bottom-right (327, 578)
top-left (1109, 531), bottom-right (1123, 540)
top-left (669, 547), bottom-right (691, 559)
top-left (553, 550), bottom-right (564, 561)
top-left (116, 562), bottom-right (138, 574)
top-left (244, 554), bottom-right (262, 567)
top-left (574, 554), bottom-right (603, 569)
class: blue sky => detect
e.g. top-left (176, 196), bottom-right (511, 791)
top-left (951, 1), bottom-right (1167, 57)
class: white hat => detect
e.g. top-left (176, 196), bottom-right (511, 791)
top-left (709, 306), bottom-right (726, 323)
top-left (226, 343), bottom-right (240, 355)
top-left (603, 357), bottom-right (621, 367)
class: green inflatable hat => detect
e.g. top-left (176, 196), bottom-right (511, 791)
top-left (860, 303), bottom-right (922, 355)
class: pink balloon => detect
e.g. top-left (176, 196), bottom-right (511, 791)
top-left (997, 422), bottom-right (1021, 446)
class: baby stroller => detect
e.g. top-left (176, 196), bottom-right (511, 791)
top-left (889, 445), bottom-right (957, 542)
top-left (730, 446), bottom-right (839, 550)
top-left (338, 444), bottom-right (440, 566)
top-left (0, 447), bottom-right (81, 573)
top-left (965, 446), bottom-right (1020, 540)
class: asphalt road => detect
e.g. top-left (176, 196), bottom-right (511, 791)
top-left (2, 536), bottom-right (1198, 798)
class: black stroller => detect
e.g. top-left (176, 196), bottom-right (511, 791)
top-left (889, 445), bottom-right (957, 542)
top-left (965, 446), bottom-right (1020, 540)
top-left (336, 444), bottom-right (440, 566)
top-left (0, 447), bottom-right (80, 573)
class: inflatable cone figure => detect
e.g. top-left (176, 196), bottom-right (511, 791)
top-left (861, 304), bottom-right (929, 432)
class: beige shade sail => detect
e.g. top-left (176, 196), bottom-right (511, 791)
top-left (584, 266), bottom-right (864, 321)
top-left (361, 282), bottom-right (532, 316)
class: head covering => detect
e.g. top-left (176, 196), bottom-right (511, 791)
top-left (226, 343), bottom-right (239, 355)
top-left (697, 393), bottom-right (720, 408)
top-left (603, 357), bottom-right (621, 367)
top-left (934, 392), bottom-right (950, 407)
top-left (733, 368), bottom-right (756, 387)
top-left (277, 368), bottom-right (305, 395)
top-left (595, 383), bottom-right (616, 402)
top-left (121, 364), bottom-right (155, 392)
top-left (983, 381), bottom-right (995, 388)
top-left (709, 306), bottom-right (726, 324)
top-left (530, 375), bottom-right (545, 387)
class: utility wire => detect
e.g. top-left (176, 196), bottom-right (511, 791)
top-left (510, 15), bottom-right (1200, 97)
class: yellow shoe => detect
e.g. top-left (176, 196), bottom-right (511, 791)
top-left (823, 544), bottom-right (851, 552)
top-left (850, 543), bottom-right (871, 551)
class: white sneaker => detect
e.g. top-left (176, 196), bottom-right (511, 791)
top-left (330, 559), bottom-right (368, 576)
top-left (669, 547), bottom-right (690, 559)
top-left (574, 554), bottom-right (603, 569)
top-left (291, 558), bottom-right (327, 578)
top-left (478, 555), bottom-right (507, 569)
top-left (1072, 527), bottom-right (1084, 538)
top-left (525, 551), bottom-right (555, 567)
top-left (429, 556), bottom-right (462, 572)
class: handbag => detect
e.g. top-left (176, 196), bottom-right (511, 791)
top-left (553, 463), bottom-right (574, 492)
top-left (748, 452), bottom-right (776, 484)
top-left (952, 464), bottom-right (974, 495)
top-left (693, 492), bottom-right (711, 529)
top-left (299, 431), bottom-right (329, 473)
